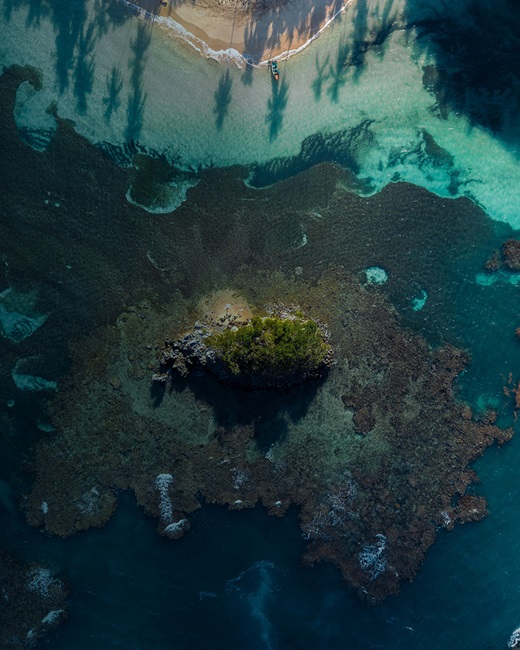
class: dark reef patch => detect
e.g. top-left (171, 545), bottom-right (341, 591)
top-left (484, 239), bottom-right (520, 273)
top-left (246, 121), bottom-right (376, 190)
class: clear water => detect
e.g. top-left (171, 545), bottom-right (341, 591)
top-left (2, 0), bottom-right (520, 647)
top-left (4, 0), bottom-right (520, 221)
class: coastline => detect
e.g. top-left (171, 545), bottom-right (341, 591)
top-left (123, 0), bottom-right (354, 66)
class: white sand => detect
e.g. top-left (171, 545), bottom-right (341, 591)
top-left (129, 0), bottom-right (353, 62)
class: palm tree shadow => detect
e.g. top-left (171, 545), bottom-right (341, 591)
top-left (25, 0), bottom-right (46, 28)
top-left (125, 20), bottom-right (152, 143)
top-left (103, 66), bottom-right (124, 123)
top-left (266, 76), bottom-right (289, 141)
top-left (407, 0), bottom-right (520, 150)
top-left (213, 69), bottom-right (233, 130)
top-left (242, 63), bottom-right (254, 86)
top-left (74, 22), bottom-right (97, 113)
top-left (311, 53), bottom-right (330, 101)
top-left (327, 39), bottom-right (350, 103)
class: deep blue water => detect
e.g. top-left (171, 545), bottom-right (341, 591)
top-left (3, 442), bottom-right (520, 650)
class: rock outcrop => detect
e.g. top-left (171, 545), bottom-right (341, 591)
top-left (154, 307), bottom-right (333, 390)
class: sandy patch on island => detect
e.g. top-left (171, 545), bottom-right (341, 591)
top-left (198, 289), bottom-right (253, 322)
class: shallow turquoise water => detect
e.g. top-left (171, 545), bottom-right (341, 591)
top-left (3, 0), bottom-right (520, 221)
top-left (2, 0), bottom-right (520, 647)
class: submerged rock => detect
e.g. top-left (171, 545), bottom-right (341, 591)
top-left (0, 550), bottom-right (68, 647)
top-left (0, 288), bottom-right (47, 343)
top-left (364, 266), bottom-right (388, 285)
top-left (12, 358), bottom-right (57, 392)
top-left (411, 289), bottom-right (428, 311)
top-left (12, 372), bottom-right (57, 392)
top-left (503, 240), bottom-right (520, 271)
top-left (484, 239), bottom-right (520, 274)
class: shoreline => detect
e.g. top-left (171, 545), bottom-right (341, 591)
top-left (122, 0), bottom-right (354, 66)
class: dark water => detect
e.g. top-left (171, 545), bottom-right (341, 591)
top-left (2, 1), bottom-right (520, 648)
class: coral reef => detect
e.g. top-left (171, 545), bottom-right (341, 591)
top-left (22, 270), bottom-right (513, 601)
top-left (485, 240), bottom-right (520, 272)
top-left (503, 240), bottom-right (520, 271)
top-left (0, 550), bottom-right (68, 647)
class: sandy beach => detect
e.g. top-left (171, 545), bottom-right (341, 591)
top-left (128, 0), bottom-right (352, 64)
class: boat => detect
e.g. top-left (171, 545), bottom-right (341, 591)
top-left (270, 60), bottom-right (279, 81)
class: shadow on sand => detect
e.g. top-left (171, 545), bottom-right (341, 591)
top-left (125, 20), bottom-right (153, 143)
top-left (213, 69), bottom-right (233, 130)
top-left (266, 76), bottom-right (289, 141)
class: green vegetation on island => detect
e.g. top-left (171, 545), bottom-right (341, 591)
top-left (207, 315), bottom-right (331, 376)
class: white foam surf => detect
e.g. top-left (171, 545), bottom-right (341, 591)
top-left (122, 0), bottom-right (355, 68)
top-left (125, 178), bottom-right (199, 214)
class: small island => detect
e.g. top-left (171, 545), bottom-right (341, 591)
top-left (155, 307), bottom-right (333, 389)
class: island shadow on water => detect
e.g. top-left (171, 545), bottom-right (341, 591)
top-left (154, 368), bottom-right (327, 452)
